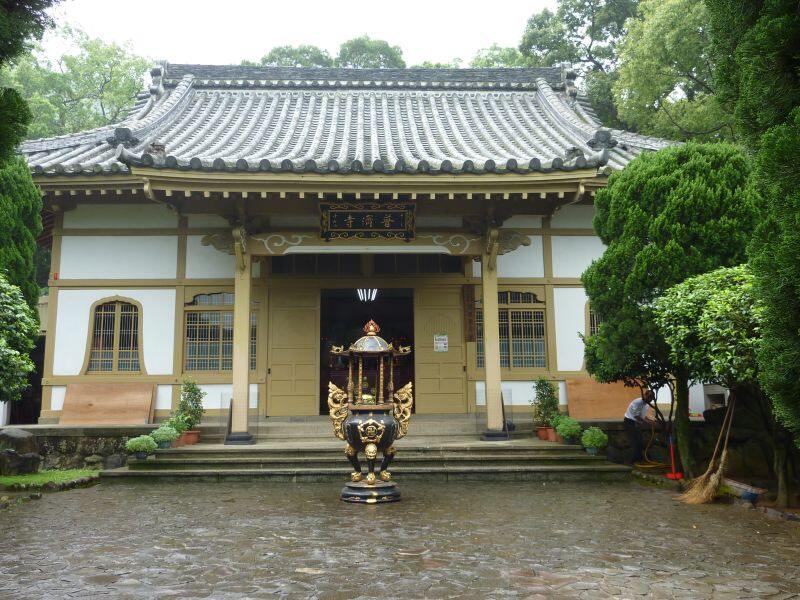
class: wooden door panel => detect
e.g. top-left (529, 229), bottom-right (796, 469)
top-left (413, 287), bottom-right (467, 414)
top-left (267, 289), bottom-right (319, 416)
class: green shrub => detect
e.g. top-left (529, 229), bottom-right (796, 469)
top-left (555, 416), bottom-right (582, 440)
top-left (165, 413), bottom-right (190, 434)
top-left (125, 435), bottom-right (157, 454)
top-left (532, 378), bottom-right (559, 427)
top-left (150, 425), bottom-right (179, 443)
top-left (177, 379), bottom-right (205, 430)
top-left (581, 426), bottom-right (609, 449)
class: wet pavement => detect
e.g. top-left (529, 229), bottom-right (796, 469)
top-left (0, 480), bottom-right (798, 599)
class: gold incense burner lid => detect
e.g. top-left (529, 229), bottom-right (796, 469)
top-left (350, 320), bottom-right (391, 353)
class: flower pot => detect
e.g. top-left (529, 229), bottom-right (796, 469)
top-left (546, 427), bottom-right (558, 442)
top-left (171, 437), bottom-right (183, 448)
top-left (564, 436), bottom-right (578, 446)
top-left (133, 451), bottom-right (148, 460)
top-left (555, 433), bottom-right (564, 443)
top-left (156, 440), bottom-right (171, 449)
top-left (586, 447), bottom-right (599, 456)
top-left (181, 430), bottom-right (200, 445)
top-left (536, 426), bottom-right (549, 440)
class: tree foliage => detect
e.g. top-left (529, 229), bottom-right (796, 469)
top-left (583, 143), bottom-right (756, 475)
top-left (0, 273), bottom-right (38, 403)
top-left (706, 0), bottom-right (800, 145)
top-left (0, 156), bottom-right (42, 309)
top-left (0, 0), bottom-right (58, 163)
top-left (614, 0), bottom-right (733, 140)
top-left (255, 44), bottom-right (333, 68)
top-left (469, 45), bottom-right (530, 68)
top-left (519, 0), bottom-right (638, 126)
top-left (335, 36), bottom-right (405, 69)
top-left (1, 27), bottom-right (149, 139)
top-left (748, 108), bottom-right (800, 443)
top-left (653, 265), bottom-right (759, 387)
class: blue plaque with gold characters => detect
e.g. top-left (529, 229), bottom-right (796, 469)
top-left (320, 203), bottom-right (415, 241)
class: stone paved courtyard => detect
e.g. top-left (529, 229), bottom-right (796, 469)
top-left (1, 480), bottom-right (798, 599)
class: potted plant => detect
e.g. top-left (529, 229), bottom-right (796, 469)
top-left (581, 426), bottom-right (609, 456)
top-left (555, 416), bottom-right (582, 445)
top-left (166, 413), bottom-right (190, 446)
top-left (125, 435), bottom-right (157, 460)
top-left (150, 425), bottom-right (179, 449)
top-left (176, 379), bottom-right (206, 445)
top-left (532, 378), bottom-right (559, 441)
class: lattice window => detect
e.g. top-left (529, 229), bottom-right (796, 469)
top-left (86, 301), bottom-right (141, 373)
top-left (588, 305), bottom-right (602, 337)
top-left (184, 293), bottom-right (257, 372)
top-left (477, 291), bottom-right (546, 369)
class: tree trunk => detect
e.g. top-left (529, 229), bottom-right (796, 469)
top-left (774, 439), bottom-right (790, 508)
top-left (674, 374), bottom-right (695, 478)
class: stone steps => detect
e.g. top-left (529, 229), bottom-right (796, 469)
top-left (101, 463), bottom-right (630, 482)
top-left (126, 452), bottom-right (605, 470)
top-left (100, 437), bottom-right (630, 482)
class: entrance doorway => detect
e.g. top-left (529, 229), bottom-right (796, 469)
top-left (319, 288), bottom-right (414, 415)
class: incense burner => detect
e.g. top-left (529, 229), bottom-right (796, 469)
top-left (327, 320), bottom-right (413, 503)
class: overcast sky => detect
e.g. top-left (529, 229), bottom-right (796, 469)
top-left (46, 0), bottom-right (557, 66)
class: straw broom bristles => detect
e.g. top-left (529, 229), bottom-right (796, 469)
top-left (680, 397), bottom-right (735, 505)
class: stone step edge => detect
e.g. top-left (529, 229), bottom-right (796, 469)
top-left (132, 454), bottom-right (602, 465)
top-left (101, 464), bottom-right (630, 477)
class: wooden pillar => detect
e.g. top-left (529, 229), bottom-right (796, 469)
top-left (481, 252), bottom-right (504, 436)
top-left (227, 253), bottom-right (254, 444)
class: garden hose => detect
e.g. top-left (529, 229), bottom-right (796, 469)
top-left (634, 422), bottom-right (670, 470)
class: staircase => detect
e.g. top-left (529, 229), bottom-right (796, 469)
top-left (100, 417), bottom-right (630, 482)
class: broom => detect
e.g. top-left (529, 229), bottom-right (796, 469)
top-left (681, 395), bottom-right (736, 505)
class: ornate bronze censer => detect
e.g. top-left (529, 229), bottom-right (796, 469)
top-left (327, 319), bottom-right (413, 503)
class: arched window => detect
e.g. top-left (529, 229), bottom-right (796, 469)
top-left (85, 300), bottom-right (142, 373)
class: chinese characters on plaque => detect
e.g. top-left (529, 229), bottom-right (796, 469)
top-left (320, 203), bottom-right (416, 241)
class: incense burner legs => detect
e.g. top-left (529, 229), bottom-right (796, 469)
top-left (340, 409), bottom-right (401, 503)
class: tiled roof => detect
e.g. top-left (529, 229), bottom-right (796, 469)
top-left (21, 63), bottom-right (672, 177)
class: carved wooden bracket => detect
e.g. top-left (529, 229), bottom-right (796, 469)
top-left (232, 227), bottom-right (248, 271)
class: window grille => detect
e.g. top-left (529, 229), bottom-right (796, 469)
top-left (476, 291), bottom-right (546, 369)
top-left (87, 301), bottom-right (141, 373)
top-left (588, 306), bottom-right (602, 336)
top-left (184, 293), bottom-right (257, 372)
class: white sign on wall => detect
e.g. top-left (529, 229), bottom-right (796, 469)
top-left (433, 333), bottom-right (448, 352)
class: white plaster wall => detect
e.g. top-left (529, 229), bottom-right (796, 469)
top-left (503, 216), bottom-right (543, 228)
top-left (473, 235), bottom-right (544, 278)
top-left (185, 235), bottom-right (235, 278)
top-left (156, 385), bottom-right (173, 410)
top-left (51, 386), bottom-right (67, 411)
top-left (551, 236), bottom-right (605, 278)
top-left (63, 204), bottom-right (178, 229)
top-left (59, 236), bottom-right (178, 279)
top-left (53, 289), bottom-right (175, 376)
top-left (187, 214), bottom-right (229, 228)
top-left (0, 400), bottom-right (10, 426)
top-left (551, 205), bottom-right (595, 229)
top-left (648, 383), bottom-right (707, 416)
top-left (476, 380), bottom-right (565, 406)
top-left (553, 287), bottom-right (588, 372)
top-left (198, 384), bottom-right (258, 410)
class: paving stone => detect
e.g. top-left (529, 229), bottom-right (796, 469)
top-left (0, 481), bottom-right (798, 597)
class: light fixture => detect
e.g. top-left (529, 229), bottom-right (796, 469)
top-left (357, 288), bottom-right (378, 302)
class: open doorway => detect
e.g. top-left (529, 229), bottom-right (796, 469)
top-left (320, 288), bottom-right (414, 415)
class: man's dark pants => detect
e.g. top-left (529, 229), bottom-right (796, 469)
top-left (624, 417), bottom-right (643, 464)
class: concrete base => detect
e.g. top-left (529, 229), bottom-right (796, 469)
top-left (224, 432), bottom-right (255, 445)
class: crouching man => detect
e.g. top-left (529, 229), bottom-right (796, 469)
top-left (624, 390), bottom-right (655, 464)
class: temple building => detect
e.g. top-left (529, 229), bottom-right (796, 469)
top-left (21, 63), bottom-right (684, 441)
